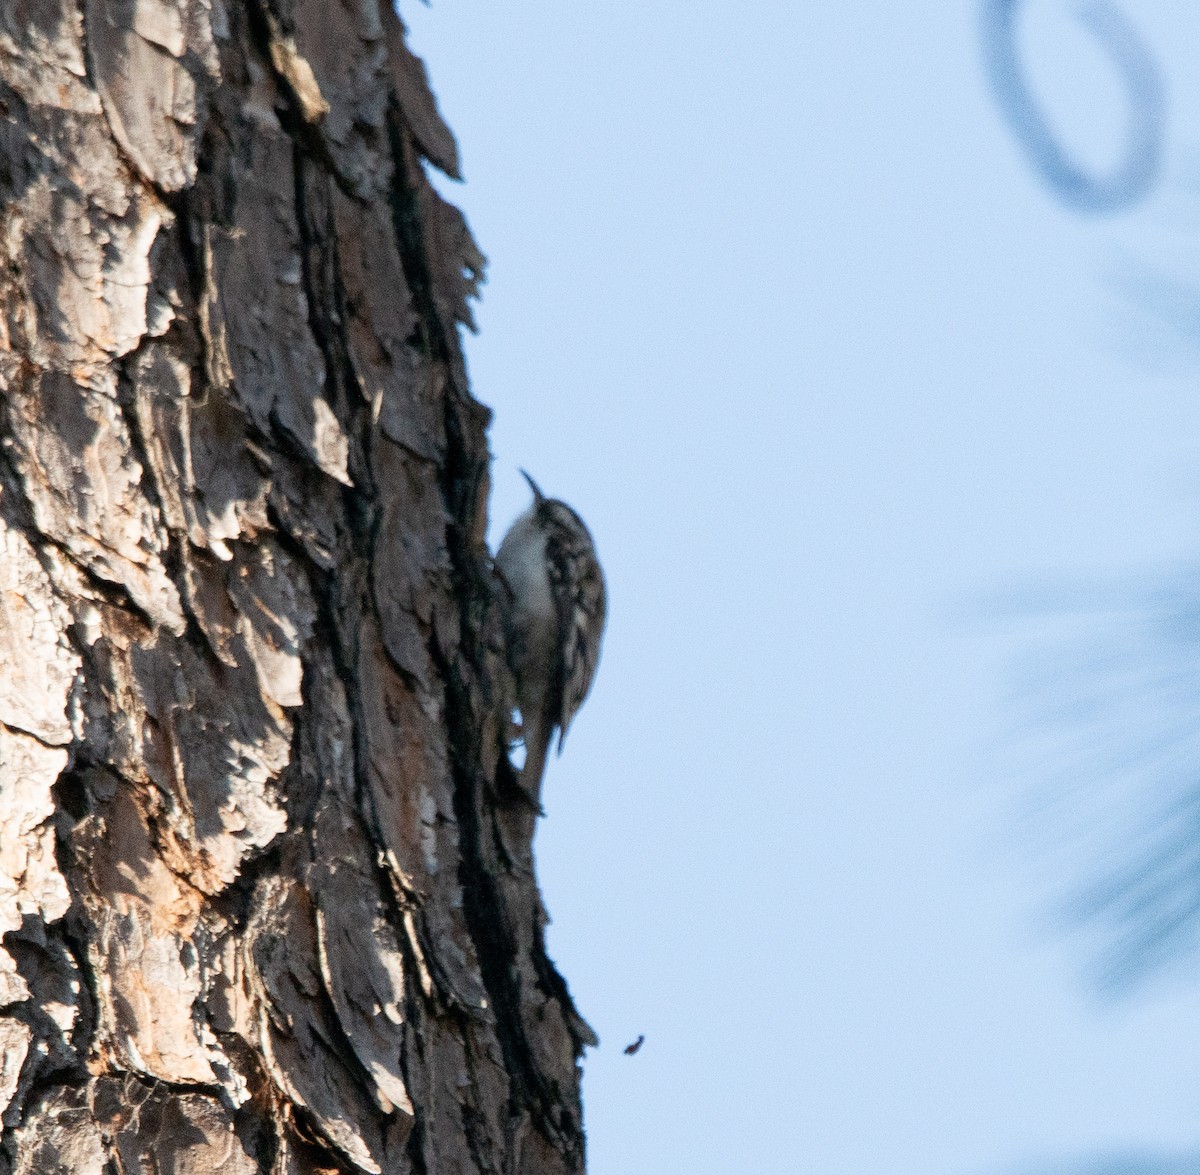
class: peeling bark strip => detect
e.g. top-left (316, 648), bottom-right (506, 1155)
top-left (0, 3), bottom-right (592, 1173)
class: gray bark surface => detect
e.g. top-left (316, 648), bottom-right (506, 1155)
top-left (0, 3), bottom-right (593, 1172)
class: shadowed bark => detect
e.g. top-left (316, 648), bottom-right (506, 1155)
top-left (0, 2), bottom-right (593, 1172)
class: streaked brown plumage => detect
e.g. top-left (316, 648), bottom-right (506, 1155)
top-left (495, 471), bottom-right (606, 801)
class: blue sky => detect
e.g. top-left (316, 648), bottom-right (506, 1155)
top-left (402, 3), bottom-right (1200, 1171)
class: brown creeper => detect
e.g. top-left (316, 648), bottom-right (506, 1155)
top-left (495, 471), bottom-right (607, 802)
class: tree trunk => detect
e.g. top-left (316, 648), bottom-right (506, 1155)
top-left (0, 3), bottom-right (593, 1172)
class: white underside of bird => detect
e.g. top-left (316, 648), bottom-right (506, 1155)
top-left (496, 505), bottom-right (558, 796)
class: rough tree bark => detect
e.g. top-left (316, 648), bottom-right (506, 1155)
top-left (0, 2), bottom-right (595, 1172)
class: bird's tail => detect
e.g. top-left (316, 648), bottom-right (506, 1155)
top-left (520, 715), bottom-right (552, 807)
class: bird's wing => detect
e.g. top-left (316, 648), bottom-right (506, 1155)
top-left (548, 535), bottom-right (607, 750)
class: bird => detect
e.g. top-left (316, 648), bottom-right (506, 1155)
top-left (495, 470), bottom-right (606, 803)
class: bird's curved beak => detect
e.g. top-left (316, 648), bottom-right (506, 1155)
top-left (519, 469), bottom-right (546, 503)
